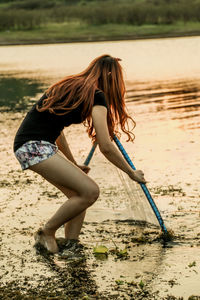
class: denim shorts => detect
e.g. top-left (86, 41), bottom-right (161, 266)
top-left (14, 140), bottom-right (58, 170)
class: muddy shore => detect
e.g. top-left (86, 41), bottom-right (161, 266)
top-left (0, 109), bottom-right (200, 300)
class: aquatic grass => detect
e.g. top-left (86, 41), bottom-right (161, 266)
top-left (115, 279), bottom-right (124, 285)
top-left (188, 261), bottom-right (196, 268)
top-left (158, 228), bottom-right (175, 242)
top-left (152, 185), bottom-right (185, 197)
top-left (139, 280), bottom-right (145, 289)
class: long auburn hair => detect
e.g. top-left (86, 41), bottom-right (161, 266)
top-left (37, 54), bottom-right (135, 141)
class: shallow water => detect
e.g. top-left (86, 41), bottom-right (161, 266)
top-left (0, 37), bottom-right (200, 299)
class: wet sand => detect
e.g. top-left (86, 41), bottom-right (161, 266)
top-left (1, 107), bottom-right (200, 300)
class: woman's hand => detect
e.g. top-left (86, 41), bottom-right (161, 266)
top-left (77, 164), bottom-right (90, 174)
top-left (128, 169), bottom-right (146, 184)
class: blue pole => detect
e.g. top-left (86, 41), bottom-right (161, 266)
top-left (113, 135), bottom-right (168, 234)
top-left (84, 142), bottom-right (98, 166)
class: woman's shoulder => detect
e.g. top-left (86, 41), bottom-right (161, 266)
top-left (37, 93), bottom-right (47, 106)
top-left (94, 89), bottom-right (107, 108)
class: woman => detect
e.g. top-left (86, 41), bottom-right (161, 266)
top-left (14, 54), bottom-right (146, 254)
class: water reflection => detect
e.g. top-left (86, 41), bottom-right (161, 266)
top-left (0, 75), bottom-right (45, 112)
top-left (1, 73), bottom-right (199, 131)
top-left (126, 79), bottom-right (200, 129)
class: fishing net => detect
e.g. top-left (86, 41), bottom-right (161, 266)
top-left (86, 148), bottom-right (160, 229)
top-left (114, 168), bottom-right (160, 228)
top-left (73, 131), bottom-right (162, 230)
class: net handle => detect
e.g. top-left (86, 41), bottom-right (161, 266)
top-left (84, 142), bottom-right (98, 166)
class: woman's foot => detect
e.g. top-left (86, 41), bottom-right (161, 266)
top-left (60, 239), bottom-right (85, 260)
top-left (34, 228), bottom-right (59, 254)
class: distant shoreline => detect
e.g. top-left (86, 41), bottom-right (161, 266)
top-left (1, 30), bottom-right (200, 47)
top-left (1, 0), bottom-right (200, 47)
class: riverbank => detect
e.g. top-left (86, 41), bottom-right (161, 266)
top-left (1, 103), bottom-right (200, 299)
top-left (1, 38), bottom-right (200, 299)
top-left (1, 21), bottom-right (200, 46)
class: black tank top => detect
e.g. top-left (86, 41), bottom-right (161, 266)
top-left (14, 90), bottom-right (107, 152)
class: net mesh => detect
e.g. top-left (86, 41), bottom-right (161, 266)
top-left (87, 148), bottom-right (160, 229)
top-left (115, 168), bottom-right (159, 227)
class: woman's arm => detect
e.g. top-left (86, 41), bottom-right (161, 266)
top-left (56, 131), bottom-right (90, 174)
top-left (56, 131), bottom-right (77, 164)
top-left (91, 106), bottom-right (146, 183)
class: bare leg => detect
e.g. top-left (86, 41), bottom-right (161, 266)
top-left (47, 150), bottom-right (88, 240)
top-left (64, 210), bottom-right (86, 240)
top-left (45, 182), bottom-right (86, 240)
top-left (46, 182), bottom-right (87, 240)
top-left (30, 152), bottom-right (99, 253)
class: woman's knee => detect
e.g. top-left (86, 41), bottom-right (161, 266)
top-left (82, 183), bottom-right (100, 206)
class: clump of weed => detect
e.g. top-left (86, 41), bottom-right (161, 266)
top-left (159, 228), bottom-right (175, 242)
